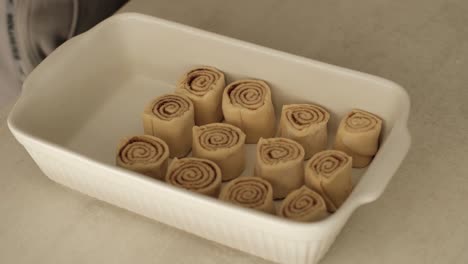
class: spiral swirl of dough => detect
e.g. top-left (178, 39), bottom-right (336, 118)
top-left (258, 138), bottom-right (303, 164)
top-left (222, 177), bottom-right (272, 209)
top-left (166, 158), bottom-right (221, 191)
top-left (279, 187), bottom-right (326, 219)
top-left (309, 150), bottom-right (351, 178)
top-left (197, 123), bottom-right (242, 151)
top-left (180, 67), bottom-right (223, 96)
top-left (118, 136), bottom-right (167, 165)
top-left (284, 104), bottom-right (329, 130)
top-left (226, 80), bottom-right (270, 110)
top-left (344, 110), bottom-right (381, 133)
top-left (152, 94), bottom-right (191, 121)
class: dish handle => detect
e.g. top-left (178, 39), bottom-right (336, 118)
top-left (350, 125), bottom-right (411, 205)
top-left (20, 30), bottom-right (89, 97)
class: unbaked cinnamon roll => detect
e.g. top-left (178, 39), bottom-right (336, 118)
top-left (165, 157), bottom-right (222, 197)
top-left (192, 123), bottom-right (246, 181)
top-left (278, 104), bottom-right (330, 159)
top-left (305, 150), bottom-right (353, 212)
top-left (142, 93), bottom-right (195, 158)
top-left (176, 66), bottom-right (225, 125)
top-left (219, 176), bottom-right (274, 213)
top-left (278, 186), bottom-right (328, 222)
top-left (116, 135), bottom-right (169, 180)
top-left (222, 79), bottom-right (276, 143)
top-left (255, 137), bottom-right (305, 199)
top-left (334, 109), bottom-right (382, 168)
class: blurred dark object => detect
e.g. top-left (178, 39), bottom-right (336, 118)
top-left (75, 0), bottom-right (129, 35)
top-left (6, 0), bottom-right (128, 78)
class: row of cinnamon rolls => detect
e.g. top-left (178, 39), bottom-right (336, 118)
top-left (143, 66), bottom-right (382, 167)
top-left (116, 132), bottom-right (350, 221)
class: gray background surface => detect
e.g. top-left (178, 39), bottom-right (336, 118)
top-left (1, 0), bottom-right (468, 263)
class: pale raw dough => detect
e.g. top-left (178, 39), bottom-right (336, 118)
top-left (254, 137), bottom-right (305, 199)
top-left (116, 135), bottom-right (169, 180)
top-left (219, 176), bottom-right (274, 214)
top-left (176, 66), bottom-right (225, 125)
top-left (222, 79), bottom-right (276, 143)
top-left (305, 150), bottom-right (353, 212)
top-left (278, 104), bottom-right (329, 159)
top-left (192, 123), bottom-right (246, 181)
top-left (142, 93), bottom-right (195, 158)
top-left (165, 157), bottom-right (222, 197)
top-left (334, 109), bottom-right (383, 168)
top-left (277, 186), bottom-right (329, 222)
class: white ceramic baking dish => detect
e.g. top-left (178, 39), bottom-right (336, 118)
top-left (7, 13), bottom-right (411, 264)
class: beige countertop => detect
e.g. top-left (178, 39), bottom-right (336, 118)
top-left (2, 0), bottom-right (468, 263)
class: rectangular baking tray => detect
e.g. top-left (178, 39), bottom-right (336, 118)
top-left (7, 13), bottom-right (411, 264)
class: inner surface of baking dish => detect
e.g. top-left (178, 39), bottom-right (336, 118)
top-left (8, 13), bottom-right (410, 264)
